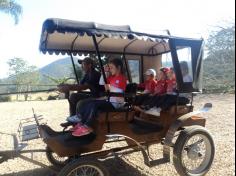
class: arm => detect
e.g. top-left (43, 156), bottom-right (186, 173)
top-left (57, 84), bottom-right (90, 93)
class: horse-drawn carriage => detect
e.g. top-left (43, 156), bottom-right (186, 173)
top-left (0, 18), bottom-right (214, 176)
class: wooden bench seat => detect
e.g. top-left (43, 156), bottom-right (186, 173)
top-left (97, 111), bottom-right (135, 123)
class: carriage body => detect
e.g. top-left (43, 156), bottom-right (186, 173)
top-left (36, 18), bottom-right (214, 176)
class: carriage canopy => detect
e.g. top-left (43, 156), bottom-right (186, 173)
top-left (39, 18), bottom-right (204, 93)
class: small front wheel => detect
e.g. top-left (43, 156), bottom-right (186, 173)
top-left (58, 158), bottom-right (110, 176)
top-left (173, 125), bottom-right (215, 176)
top-left (46, 146), bottom-right (68, 168)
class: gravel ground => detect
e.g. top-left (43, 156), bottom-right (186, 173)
top-left (0, 94), bottom-right (234, 176)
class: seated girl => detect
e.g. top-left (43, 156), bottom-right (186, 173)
top-left (70, 58), bottom-right (127, 137)
top-left (142, 66), bottom-right (190, 115)
top-left (139, 67), bottom-right (169, 108)
top-left (146, 67), bottom-right (177, 113)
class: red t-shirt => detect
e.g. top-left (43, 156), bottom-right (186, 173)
top-left (107, 74), bottom-right (127, 108)
top-left (138, 79), bottom-right (157, 94)
top-left (107, 74), bottom-right (127, 91)
top-left (166, 79), bottom-right (177, 94)
top-left (154, 80), bottom-right (167, 95)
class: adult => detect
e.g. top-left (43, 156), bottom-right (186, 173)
top-left (180, 61), bottom-right (193, 82)
top-left (58, 57), bottom-right (104, 116)
top-left (70, 58), bottom-right (127, 137)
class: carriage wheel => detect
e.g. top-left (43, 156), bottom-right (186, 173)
top-left (46, 146), bottom-right (69, 168)
top-left (173, 125), bottom-right (215, 176)
top-left (58, 158), bottom-right (110, 176)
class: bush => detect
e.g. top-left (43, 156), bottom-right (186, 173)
top-left (0, 95), bottom-right (11, 102)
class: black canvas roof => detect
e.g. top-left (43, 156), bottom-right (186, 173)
top-left (39, 18), bottom-right (201, 56)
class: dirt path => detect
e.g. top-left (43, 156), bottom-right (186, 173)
top-left (0, 94), bottom-right (234, 176)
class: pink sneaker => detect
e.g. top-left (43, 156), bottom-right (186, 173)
top-left (69, 123), bottom-right (83, 132)
top-left (72, 125), bottom-right (93, 137)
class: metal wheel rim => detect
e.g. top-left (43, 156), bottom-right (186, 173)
top-left (67, 164), bottom-right (105, 176)
top-left (51, 152), bottom-right (68, 164)
top-left (181, 134), bottom-right (212, 174)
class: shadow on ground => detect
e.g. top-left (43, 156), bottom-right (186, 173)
top-left (0, 157), bottom-right (148, 176)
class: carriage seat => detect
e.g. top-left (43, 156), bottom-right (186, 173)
top-left (167, 103), bottom-right (193, 115)
top-left (97, 83), bottom-right (137, 123)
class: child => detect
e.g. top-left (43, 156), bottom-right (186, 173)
top-left (148, 65), bottom-right (189, 114)
top-left (71, 58), bottom-right (127, 137)
top-left (134, 69), bottom-right (157, 105)
top-left (141, 67), bottom-right (169, 108)
top-left (166, 67), bottom-right (177, 95)
top-left (139, 67), bottom-right (177, 116)
top-left (151, 67), bottom-right (177, 112)
top-left (138, 69), bottom-right (157, 94)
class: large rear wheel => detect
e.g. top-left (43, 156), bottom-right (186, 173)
top-left (173, 125), bottom-right (215, 176)
top-left (58, 158), bottom-right (110, 176)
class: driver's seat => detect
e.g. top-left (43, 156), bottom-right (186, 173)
top-left (97, 83), bottom-right (137, 132)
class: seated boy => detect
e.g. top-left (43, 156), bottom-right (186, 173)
top-left (134, 67), bottom-right (169, 115)
top-left (134, 69), bottom-right (157, 105)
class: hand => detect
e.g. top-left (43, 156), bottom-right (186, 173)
top-left (104, 64), bottom-right (110, 72)
top-left (104, 84), bottom-right (110, 91)
top-left (57, 84), bottom-right (70, 93)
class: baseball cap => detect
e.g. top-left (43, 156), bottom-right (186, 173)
top-left (78, 57), bottom-right (94, 66)
top-left (160, 67), bottom-right (170, 74)
top-left (145, 69), bottom-right (156, 76)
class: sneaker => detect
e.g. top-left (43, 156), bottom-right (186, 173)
top-left (72, 125), bottom-right (93, 137)
top-left (69, 122), bottom-right (83, 131)
top-left (67, 115), bottom-right (81, 123)
top-left (145, 107), bottom-right (161, 116)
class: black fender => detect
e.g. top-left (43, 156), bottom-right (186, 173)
top-left (162, 103), bottom-right (212, 161)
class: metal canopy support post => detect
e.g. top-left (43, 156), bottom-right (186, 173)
top-left (92, 35), bottom-right (107, 84)
top-left (123, 39), bottom-right (138, 83)
top-left (70, 34), bottom-right (80, 84)
top-left (70, 53), bottom-right (79, 84)
top-left (122, 54), bottom-right (131, 83)
top-left (141, 55), bottom-right (144, 83)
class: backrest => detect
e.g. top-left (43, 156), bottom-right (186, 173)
top-left (125, 83), bottom-right (137, 104)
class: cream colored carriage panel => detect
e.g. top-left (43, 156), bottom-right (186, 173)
top-left (143, 55), bottom-right (162, 77)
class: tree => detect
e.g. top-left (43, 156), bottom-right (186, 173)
top-left (7, 58), bottom-right (40, 100)
top-left (203, 22), bottom-right (235, 93)
top-left (0, 0), bottom-right (22, 24)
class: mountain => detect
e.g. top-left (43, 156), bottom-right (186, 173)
top-left (39, 57), bottom-right (80, 79)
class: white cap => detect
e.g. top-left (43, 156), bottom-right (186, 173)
top-left (145, 69), bottom-right (156, 76)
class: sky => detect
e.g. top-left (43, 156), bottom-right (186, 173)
top-left (0, 0), bottom-right (235, 78)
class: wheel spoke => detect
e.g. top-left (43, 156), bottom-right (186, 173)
top-left (181, 134), bottom-right (210, 172)
top-left (67, 165), bottom-right (104, 176)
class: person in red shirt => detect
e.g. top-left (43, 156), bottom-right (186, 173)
top-left (153, 69), bottom-right (168, 95)
top-left (151, 67), bottom-right (177, 111)
top-left (70, 58), bottom-right (127, 137)
top-left (166, 67), bottom-right (177, 94)
top-left (141, 67), bottom-right (168, 107)
top-left (138, 69), bottom-right (157, 94)
top-left (135, 69), bottom-right (157, 105)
